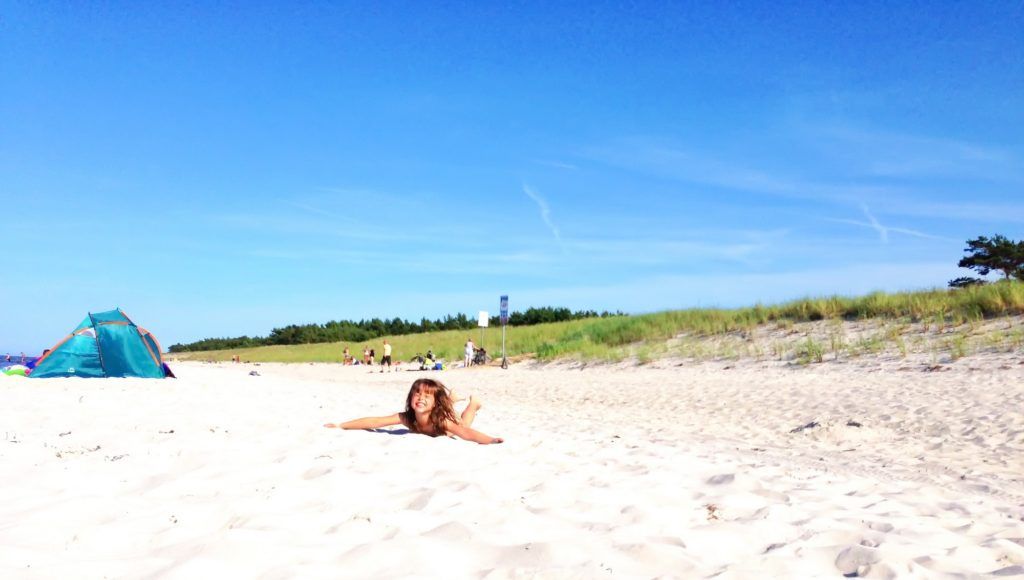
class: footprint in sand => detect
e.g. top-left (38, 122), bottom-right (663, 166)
top-left (706, 473), bottom-right (735, 485)
top-left (406, 488), bottom-right (435, 511)
top-left (865, 521), bottom-right (894, 533)
top-left (302, 465), bottom-right (333, 480)
top-left (423, 521), bottom-right (474, 542)
top-left (834, 544), bottom-right (880, 577)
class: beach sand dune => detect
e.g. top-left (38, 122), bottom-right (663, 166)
top-left (2, 359), bottom-right (1022, 578)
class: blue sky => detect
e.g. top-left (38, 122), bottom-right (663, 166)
top-left (2, 2), bottom-right (1022, 353)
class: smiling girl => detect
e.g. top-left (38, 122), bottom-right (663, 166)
top-left (324, 378), bottom-right (503, 444)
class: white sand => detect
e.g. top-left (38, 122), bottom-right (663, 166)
top-left (2, 358), bottom-right (1023, 578)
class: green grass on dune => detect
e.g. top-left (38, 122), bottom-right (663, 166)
top-left (169, 282), bottom-right (1024, 364)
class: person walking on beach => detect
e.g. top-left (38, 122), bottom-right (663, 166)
top-left (369, 347), bottom-right (376, 366)
top-left (380, 340), bottom-right (393, 373)
top-left (324, 378), bottom-right (502, 444)
top-left (362, 346), bottom-right (370, 365)
top-left (464, 338), bottom-right (475, 368)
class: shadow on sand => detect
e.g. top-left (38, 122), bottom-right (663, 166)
top-left (370, 428), bottom-right (410, 436)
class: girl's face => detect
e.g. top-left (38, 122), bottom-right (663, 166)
top-left (410, 386), bottom-right (436, 414)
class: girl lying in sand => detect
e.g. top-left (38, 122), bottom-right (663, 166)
top-left (324, 378), bottom-right (503, 445)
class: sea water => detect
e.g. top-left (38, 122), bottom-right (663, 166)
top-left (1, 354), bottom-right (38, 369)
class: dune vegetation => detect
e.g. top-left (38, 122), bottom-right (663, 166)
top-left (167, 282), bottom-right (1024, 365)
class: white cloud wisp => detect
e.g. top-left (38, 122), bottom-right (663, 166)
top-left (523, 184), bottom-right (564, 249)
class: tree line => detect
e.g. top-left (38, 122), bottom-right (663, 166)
top-left (949, 234), bottom-right (1024, 287)
top-left (169, 234), bottom-right (1022, 353)
top-left (168, 307), bottom-right (622, 352)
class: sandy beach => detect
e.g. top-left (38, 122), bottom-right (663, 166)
top-left (2, 356), bottom-right (1023, 578)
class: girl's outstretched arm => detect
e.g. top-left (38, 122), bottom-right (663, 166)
top-left (324, 414), bottom-right (402, 430)
top-left (446, 422), bottom-right (503, 445)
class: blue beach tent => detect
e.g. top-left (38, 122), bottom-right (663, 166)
top-left (30, 309), bottom-right (172, 379)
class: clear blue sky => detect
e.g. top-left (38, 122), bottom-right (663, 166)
top-left (2, 2), bottom-right (1022, 354)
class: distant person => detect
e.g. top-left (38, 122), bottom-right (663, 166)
top-left (464, 338), bottom-right (474, 368)
top-left (363, 346), bottom-right (370, 365)
top-left (369, 347), bottom-right (376, 366)
top-left (380, 340), bottom-right (392, 373)
top-left (343, 346), bottom-right (352, 365)
top-left (4, 353), bottom-right (9, 362)
top-left (323, 378), bottom-right (502, 444)
top-left (19, 352), bottom-right (25, 363)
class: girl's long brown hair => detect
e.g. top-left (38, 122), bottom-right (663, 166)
top-left (400, 378), bottom-right (458, 436)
